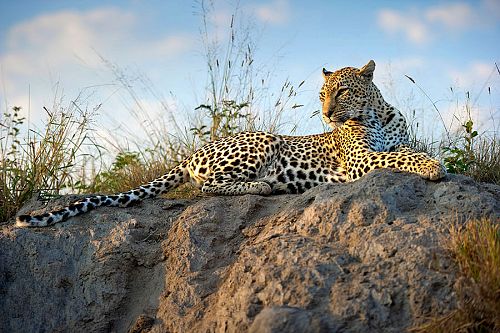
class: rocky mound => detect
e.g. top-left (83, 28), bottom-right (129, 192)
top-left (1, 170), bottom-right (498, 333)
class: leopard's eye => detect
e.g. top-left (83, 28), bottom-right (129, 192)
top-left (335, 87), bottom-right (349, 98)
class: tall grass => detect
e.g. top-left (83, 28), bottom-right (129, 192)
top-left (194, 0), bottom-right (304, 142)
top-left (82, 0), bottom-right (306, 193)
top-left (412, 218), bottom-right (500, 333)
top-left (0, 100), bottom-right (97, 222)
top-left (403, 69), bottom-right (500, 185)
top-left (465, 137), bottom-right (500, 184)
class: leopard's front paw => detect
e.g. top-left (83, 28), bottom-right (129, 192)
top-left (419, 160), bottom-right (447, 180)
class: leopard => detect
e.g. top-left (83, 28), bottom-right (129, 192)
top-left (16, 60), bottom-right (446, 228)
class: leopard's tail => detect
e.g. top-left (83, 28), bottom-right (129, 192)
top-left (16, 161), bottom-right (189, 228)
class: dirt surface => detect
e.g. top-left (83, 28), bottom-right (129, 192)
top-left (1, 170), bottom-right (498, 333)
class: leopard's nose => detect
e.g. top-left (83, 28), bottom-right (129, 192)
top-left (322, 101), bottom-right (334, 119)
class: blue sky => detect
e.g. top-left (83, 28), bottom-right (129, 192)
top-left (0, 0), bottom-right (499, 144)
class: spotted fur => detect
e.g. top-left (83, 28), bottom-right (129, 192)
top-left (16, 61), bottom-right (446, 228)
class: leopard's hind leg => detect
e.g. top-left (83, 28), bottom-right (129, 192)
top-left (201, 171), bottom-right (272, 195)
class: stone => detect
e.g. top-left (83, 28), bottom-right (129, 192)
top-left (1, 170), bottom-right (498, 332)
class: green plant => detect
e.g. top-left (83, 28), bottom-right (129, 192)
top-left (85, 151), bottom-right (142, 193)
top-left (443, 119), bottom-right (478, 174)
top-left (83, 150), bottom-right (174, 194)
top-left (193, 100), bottom-right (250, 143)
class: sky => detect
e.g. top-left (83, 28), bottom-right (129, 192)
top-left (0, 0), bottom-right (499, 148)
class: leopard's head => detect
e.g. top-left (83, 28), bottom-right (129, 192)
top-left (319, 60), bottom-right (377, 128)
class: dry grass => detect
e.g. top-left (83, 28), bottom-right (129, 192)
top-left (0, 103), bottom-right (97, 223)
top-left (412, 218), bottom-right (500, 333)
top-left (403, 65), bottom-right (500, 185)
top-left (83, 152), bottom-right (201, 199)
top-left (82, 0), bottom-right (305, 196)
top-left (464, 137), bottom-right (500, 185)
top-left (408, 129), bottom-right (500, 185)
top-left (163, 183), bottom-right (201, 200)
top-left (83, 152), bottom-right (168, 194)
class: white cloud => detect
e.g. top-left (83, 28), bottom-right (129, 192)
top-left (377, 1), bottom-right (500, 45)
top-left (426, 3), bottom-right (478, 29)
top-left (0, 7), bottom-right (195, 121)
top-left (253, 0), bottom-right (291, 25)
top-left (2, 7), bottom-right (194, 68)
top-left (448, 62), bottom-right (497, 89)
top-left (377, 10), bottom-right (429, 45)
top-left (146, 34), bottom-right (196, 58)
top-left (5, 8), bottom-right (136, 69)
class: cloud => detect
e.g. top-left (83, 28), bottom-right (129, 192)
top-left (253, 0), bottom-right (291, 25)
top-left (377, 1), bottom-right (500, 45)
top-left (5, 8), bottom-right (136, 69)
top-left (426, 3), bottom-right (479, 30)
top-left (377, 9), bottom-right (429, 44)
top-left (448, 62), bottom-right (497, 89)
top-left (0, 7), bottom-right (195, 120)
top-left (2, 7), bottom-right (194, 68)
top-left (146, 34), bottom-right (196, 59)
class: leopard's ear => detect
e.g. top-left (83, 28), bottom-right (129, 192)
top-left (322, 68), bottom-right (333, 79)
top-left (358, 60), bottom-right (375, 81)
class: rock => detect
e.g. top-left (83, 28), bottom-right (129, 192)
top-left (1, 170), bottom-right (498, 333)
top-left (249, 307), bottom-right (324, 333)
top-left (128, 315), bottom-right (155, 333)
